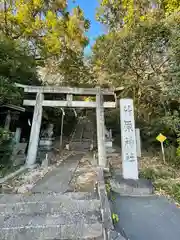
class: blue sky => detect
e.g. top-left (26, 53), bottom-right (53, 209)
top-left (68, 0), bottom-right (104, 55)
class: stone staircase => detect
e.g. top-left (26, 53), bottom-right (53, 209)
top-left (70, 114), bottom-right (96, 151)
top-left (0, 192), bottom-right (103, 240)
top-left (0, 153), bottom-right (103, 239)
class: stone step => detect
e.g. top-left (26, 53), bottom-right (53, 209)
top-left (0, 222), bottom-right (103, 240)
top-left (63, 191), bottom-right (98, 200)
top-left (110, 177), bottom-right (153, 196)
top-left (0, 191), bottom-right (102, 239)
top-left (0, 198), bottom-right (100, 216)
top-left (71, 139), bottom-right (92, 142)
top-left (1, 211), bottom-right (100, 228)
top-left (71, 146), bottom-right (90, 150)
top-left (0, 192), bottom-right (97, 204)
top-left (71, 142), bottom-right (90, 148)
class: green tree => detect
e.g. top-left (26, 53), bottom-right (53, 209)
top-left (94, 0), bottom-right (180, 146)
top-left (0, 34), bottom-right (38, 84)
top-left (0, 0), bottom-right (90, 58)
top-left (38, 50), bottom-right (95, 87)
top-left (0, 0), bottom-right (92, 87)
top-left (0, 34), bottom-right (39, 105)
top-left (96, 0), bottom-right (180, 31)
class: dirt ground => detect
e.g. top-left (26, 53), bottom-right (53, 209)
top-left (70, 153), bottom-right (98, 192)
top-left (0, 150), bottom-right (73, 194)
top-left (108, 153), bottom-right (122, 169)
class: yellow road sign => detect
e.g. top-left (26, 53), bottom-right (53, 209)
top-left (156, 133), bottom-right (167, 143)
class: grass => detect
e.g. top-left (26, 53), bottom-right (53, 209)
top-left (105, 178), bottom-right (120, 225)
top-left (139, 151), bottom-right (180, 207)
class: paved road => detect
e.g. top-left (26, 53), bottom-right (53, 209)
top-left (112, 193), bottom-right (180, 240)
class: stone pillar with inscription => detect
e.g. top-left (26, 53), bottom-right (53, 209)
top-left (120, 99), bottom-right (138, 180)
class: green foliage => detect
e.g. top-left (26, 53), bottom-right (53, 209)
top-left (0, 0), bottom-right (93, 141)
top-left (140, 162), bottom-right (180, 204)
top-left (97, 0), bottom-right (180, 31)
top-left (140, 155), bottom-right (180, 204)
top-left (94, 0), bottom-right (180, 154)
top-left (0, 77), bottom-right (21, 105)
top-left (0, 128), bottom-right (11, 144)
top-left (56, 51), bottom-right (94, 87)
top-left (175, 134), bottom-right (180, 166)
top-left (0, 34), bottom-right (40, 105)
top-left (111, 194), bottom-right (116, 201)
top-left (105, 180), bottom-right (113, 200)
top-left (112, 213), bottom-right (119, 224)
top-left (139, 167), bottom-right (175, 181)
top-left (105, 182), bottom-right (111, 193)
top-left (0, 0), bottom-right (89, 57)
top-left (155, 181), bottom-right (180, 204)
top-left (164, 145), bottom-right (179, 165)
top-left (105, 109), bottom-right (119, 134)
top-left (139, 168), bottom-right (158, 181)
top-left (0, 0), bottom-right (91, 93)
top-left (0, 35), bottom-right (38, 85)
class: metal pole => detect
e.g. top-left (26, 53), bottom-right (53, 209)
top-left (60, 108), bottom-right (65, 150)
top-left (161, 141), bottom-right (166, 164)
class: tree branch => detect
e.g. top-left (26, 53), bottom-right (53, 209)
top-left (158, 57), bottom-right (170, 70)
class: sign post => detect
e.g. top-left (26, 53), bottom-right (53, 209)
top-left (60, 108), bottom-right (65, 150)
top-left (120, 99), bottom-right (138, 180)
top-left (156, 133), bottom-right (167, 164)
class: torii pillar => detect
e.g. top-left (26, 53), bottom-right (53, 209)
top-left (26, 92), bottom-right (44, 166)
top-left (96, 87), bottom-right (107, 168)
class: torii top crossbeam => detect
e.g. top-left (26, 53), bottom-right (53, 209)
top-left (15, 83), bottom-right (123, 109)
top-left (15, 83), bottom-right (116, 95)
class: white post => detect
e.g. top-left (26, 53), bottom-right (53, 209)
top-left (109, 129), bottom-right (112, 139)
top-left (96, 87), bottom-right (106, 168)
top-left (120, 99), bottom-right (138, 180)
top-left (136, 128), bottom-right (141, 157)
top-left (26, 92), bottom-right (44, 166)
top-left (60, 108), bottom-right (65, 150)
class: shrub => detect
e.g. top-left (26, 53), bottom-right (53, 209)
top-left (139, 167), bottom-right (175, 181)
top-left (0, 128), bottom-right (13, 168)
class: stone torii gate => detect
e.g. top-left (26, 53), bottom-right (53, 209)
top-left (16, 84), bottom-right (116, 168)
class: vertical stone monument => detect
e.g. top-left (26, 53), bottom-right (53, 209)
top-left (120, 99), bottom-right (138, 180)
